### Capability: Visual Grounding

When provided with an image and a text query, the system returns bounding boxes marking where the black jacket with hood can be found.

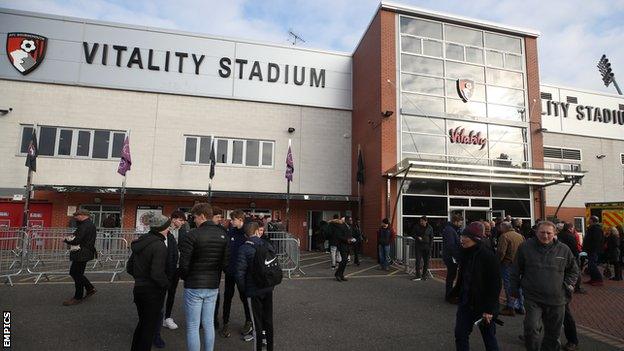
[64,218,97,262]
[127,231,169,289]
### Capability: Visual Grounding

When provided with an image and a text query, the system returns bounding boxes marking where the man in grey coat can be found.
[511,221,579,351]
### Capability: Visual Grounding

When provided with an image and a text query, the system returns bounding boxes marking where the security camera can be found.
[288,127,295,133]
[596,154,606,159]
[0,107,12,115]
[382,110,393,118]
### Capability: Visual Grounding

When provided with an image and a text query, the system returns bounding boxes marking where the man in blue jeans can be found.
[377,218,395,271]
[496,221,525,316]
[178,203,229,351]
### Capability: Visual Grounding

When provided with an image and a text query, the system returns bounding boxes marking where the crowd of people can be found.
[59,206,623,351]
[435,214,623,351]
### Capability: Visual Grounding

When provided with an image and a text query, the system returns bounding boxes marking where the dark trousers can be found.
[131,286,166,351]
[335,249,348,278]
[587,253,603,282]
[164,273,179,318]
[69,261,94,299]
[223,273,251,324]
[247,292,274,351]
[523,299,565,351]
[612,261,623,280]
[445,259,458,299]
[415,248,430,278]
[351,241,362,264]
[454,304,499,351]
[563,302,578,345]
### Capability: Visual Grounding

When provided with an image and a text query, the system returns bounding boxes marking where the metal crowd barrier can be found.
[393,236,444,277]
[266,231,304,278]
[0,227,133,285]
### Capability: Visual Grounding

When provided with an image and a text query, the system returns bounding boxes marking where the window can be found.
[566,96,578,104]
[400,17,442,39]
[403,195,448,216]
[574,217,585,235]
[184,135,274,168]
[620,153,624,165]
[541,92,553,100]
[19,125,125,160]
[80,204,120,228]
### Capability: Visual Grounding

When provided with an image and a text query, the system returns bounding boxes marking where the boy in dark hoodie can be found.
[127,213,170,351]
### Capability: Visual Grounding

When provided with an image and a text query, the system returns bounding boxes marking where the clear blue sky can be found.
[2,0,623,94]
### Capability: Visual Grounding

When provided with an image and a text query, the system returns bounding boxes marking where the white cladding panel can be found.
[0,80,352,195]
[0,9,352,110]
[540,85,624,141]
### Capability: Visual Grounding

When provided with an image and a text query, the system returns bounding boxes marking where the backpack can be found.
[250,241,283,288]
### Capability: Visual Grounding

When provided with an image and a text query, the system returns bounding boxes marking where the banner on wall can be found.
[135,205,163,233]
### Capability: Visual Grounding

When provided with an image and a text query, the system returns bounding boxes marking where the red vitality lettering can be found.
[448,127,487,150]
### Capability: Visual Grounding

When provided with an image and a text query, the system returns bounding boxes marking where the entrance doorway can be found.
[307,210,341,251]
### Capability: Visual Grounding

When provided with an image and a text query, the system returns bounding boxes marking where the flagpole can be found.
[119,129,130,229]
[22,124,37,227]
[286,139,292,232]
[208,135,216,202]
[357,144,362,225]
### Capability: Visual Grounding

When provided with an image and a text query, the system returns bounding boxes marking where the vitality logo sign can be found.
[6,32,47,75]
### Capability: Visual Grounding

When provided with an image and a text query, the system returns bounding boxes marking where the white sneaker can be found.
[163,318,178,330]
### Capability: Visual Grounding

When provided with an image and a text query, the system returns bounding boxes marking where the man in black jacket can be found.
[583,216,604,285]
[178,203,229,351]
[62,209,97,306]
[450,221,501,351]
[335,216,355,282]
[127,213,170,351]
[411,216,433,281]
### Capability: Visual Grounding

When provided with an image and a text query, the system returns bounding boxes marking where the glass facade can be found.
[397,15,533,234]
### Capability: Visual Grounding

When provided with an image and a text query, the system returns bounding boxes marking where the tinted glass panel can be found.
[488,125,526,144]
[486,50,504,68]
[77,131,91,157]
[492,199,531,217]
[491,184,530,198]
[58,129,73,156]
[485,32,522,54]
[488,104,524,121]
[400,17,442,39]
[111,133,125,158]
[402,115,446,135]
[246,140,260,166]
[450,198,469,206]
[402,133,446,154]
[446,99,487,118]
[466,47,484,64]
[403,179,447,195]
[92,130,110,159]
[487,86,525,106]
[403,196,448,216]
[445,25,483,46]
[262,142,273,166]
[423,40,443,57]
[402,93,445,116]
[20,127,34,153]
[489,143,526,167]
[506,53,522,70]
[445,61,485,82]
[199,137,212,164]
[486,69,524,89]
[232,140,244,164]
[185,138,197,162]
[39,127,57,156]
[445,43,464,61]
[471,199,490,207]
[401,36,421,54]
[401,74,444,95]
[401,54,444,76]
[217,139,228,163]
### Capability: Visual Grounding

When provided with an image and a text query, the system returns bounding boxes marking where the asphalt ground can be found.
[1,252,619,351]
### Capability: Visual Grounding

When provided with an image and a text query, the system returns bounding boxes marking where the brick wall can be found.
[525,37,545,219]
[352,9,397,256]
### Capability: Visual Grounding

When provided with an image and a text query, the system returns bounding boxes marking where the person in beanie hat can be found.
[127,213,171,351]
[449,221,502,351]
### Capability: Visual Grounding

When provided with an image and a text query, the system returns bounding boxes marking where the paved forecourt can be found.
[1,253,619,350]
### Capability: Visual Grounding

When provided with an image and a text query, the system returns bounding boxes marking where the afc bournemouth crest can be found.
[6,33,47,75]
[457,79,474,102]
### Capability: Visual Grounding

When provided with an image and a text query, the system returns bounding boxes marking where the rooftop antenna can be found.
[287,29,306,46]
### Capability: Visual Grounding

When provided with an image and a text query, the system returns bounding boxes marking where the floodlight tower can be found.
[597,54,622,95]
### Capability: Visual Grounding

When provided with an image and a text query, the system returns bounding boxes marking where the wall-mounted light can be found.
[0,107,12,116]
[288,127,295,133]
[536,127,548,133]
[596,154,606,159]
[382,110,394,118]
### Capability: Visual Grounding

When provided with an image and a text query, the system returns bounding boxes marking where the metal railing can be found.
[267,231,304,278]
[392,235,444,276]
[1,228,303,285]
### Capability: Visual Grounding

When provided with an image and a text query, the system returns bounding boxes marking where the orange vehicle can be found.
[585,202,624,232]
